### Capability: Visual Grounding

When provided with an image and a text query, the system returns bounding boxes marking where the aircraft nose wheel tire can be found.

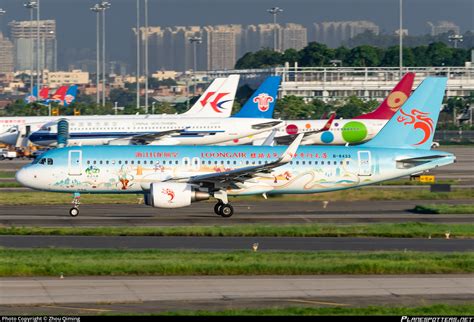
[214,202,223,215]
[69,207,79,217]
[219,204,234,218]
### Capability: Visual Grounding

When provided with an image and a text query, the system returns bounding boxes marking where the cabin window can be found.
[321,161,324,165]
[118,160,122,165]
[137,161,140,165]
[333,161,337,165]
[162,161,166,165]
[175,160,179,165]
[87,160,91,165]
[233,161,237,165]
[131,161,134,165]
[302,161,306,165]
[99,160,103,165]
[124,160,128,165]
[106,161,109,165]
[246,161,249,165]
[296,161,299,165]
[184,160,188,165]
[93,160,97,165]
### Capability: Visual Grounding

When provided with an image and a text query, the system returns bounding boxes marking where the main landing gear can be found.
[214,201,234,218]
[69,193,80,217]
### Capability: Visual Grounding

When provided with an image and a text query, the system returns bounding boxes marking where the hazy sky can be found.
[0,0,472,67]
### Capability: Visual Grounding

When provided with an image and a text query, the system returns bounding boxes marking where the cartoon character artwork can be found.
[397,109,434,145]
[117,166,135,190]
[162,188,175,203]
[85,165,100,177]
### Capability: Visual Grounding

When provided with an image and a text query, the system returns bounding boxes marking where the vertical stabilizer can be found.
[361,77,447,149]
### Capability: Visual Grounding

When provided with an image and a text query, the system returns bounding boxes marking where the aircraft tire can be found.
[69,207,79,217]
[214,202,223,215]
[219,204,234,218]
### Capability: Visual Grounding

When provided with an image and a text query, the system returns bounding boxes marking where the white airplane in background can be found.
[26,76,283,146]
[0,75,240,147]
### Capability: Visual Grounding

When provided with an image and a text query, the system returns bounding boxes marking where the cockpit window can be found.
[39,158,46,165]
[47,158,53,165]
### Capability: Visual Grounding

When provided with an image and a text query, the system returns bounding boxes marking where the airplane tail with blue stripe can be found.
[232,76,281,118]
[63,85,78,106]
[361,77,447,150]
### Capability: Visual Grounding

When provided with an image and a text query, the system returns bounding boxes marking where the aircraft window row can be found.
[38,158,54,165]
[289,160,348,166]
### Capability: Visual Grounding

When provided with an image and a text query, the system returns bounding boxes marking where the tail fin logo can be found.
[210,93,230,113]
[26,95,36,103]
[253,93,274,112]
[200,92,215,107]
[162,188,175,203]
[64,94,75,106]
[387,91,408,111]
[397,109,434,145]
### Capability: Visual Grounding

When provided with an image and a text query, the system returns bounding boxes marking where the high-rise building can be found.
[427,21,461,36]
[313,20,379,47]
[8,19,57,72]
[280,23,307,51]
[203,25,241,70]
[0,33,14,74]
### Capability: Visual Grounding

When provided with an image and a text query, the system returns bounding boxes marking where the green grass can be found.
[0,188,473,205]
[413,204,474,214]
[0,182,22,188]
[0,249,472,276]
[2,223,473,238]
[155,304,474,316]
[0,171,15,179]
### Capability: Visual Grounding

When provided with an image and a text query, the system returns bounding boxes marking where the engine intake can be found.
[145,182,209,208]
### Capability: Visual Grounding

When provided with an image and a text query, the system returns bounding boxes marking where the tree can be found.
[345,46,382,67]
[298,42,334,67]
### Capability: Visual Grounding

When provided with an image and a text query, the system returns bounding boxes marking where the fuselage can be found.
[27,116,282,146]
[17,145,455,196]
[229,118,387,146]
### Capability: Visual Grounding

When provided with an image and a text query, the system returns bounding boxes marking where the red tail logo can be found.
[162,188,175,203]
[199,92,215,107]
[397,108,434,145]
[209,93,229,113]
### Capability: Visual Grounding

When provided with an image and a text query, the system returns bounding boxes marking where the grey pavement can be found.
[1,275,472,306]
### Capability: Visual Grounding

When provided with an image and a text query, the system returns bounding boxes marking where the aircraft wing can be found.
[251,120,282,130]
[110,129,185,145]
[275,113,335,145]
[168,134,304,184]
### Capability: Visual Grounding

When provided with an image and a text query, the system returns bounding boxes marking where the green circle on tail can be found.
[341,121,368,143]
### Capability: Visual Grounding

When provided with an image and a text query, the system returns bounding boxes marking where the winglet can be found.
[279,133,304,164]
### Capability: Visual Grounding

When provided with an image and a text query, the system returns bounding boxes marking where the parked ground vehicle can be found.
[0,149,17,160]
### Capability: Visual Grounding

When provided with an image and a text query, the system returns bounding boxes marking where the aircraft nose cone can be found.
[16,168,31,188]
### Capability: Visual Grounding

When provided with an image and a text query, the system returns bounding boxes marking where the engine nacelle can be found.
[145,182,209,208]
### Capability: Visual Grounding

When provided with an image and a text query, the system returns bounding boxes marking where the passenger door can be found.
[357,150,372,176]
[68,150,82,176]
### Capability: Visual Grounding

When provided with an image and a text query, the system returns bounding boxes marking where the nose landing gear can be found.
[69,193,80,217]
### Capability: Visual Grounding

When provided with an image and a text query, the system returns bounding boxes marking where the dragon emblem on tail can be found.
[397,108,434,145]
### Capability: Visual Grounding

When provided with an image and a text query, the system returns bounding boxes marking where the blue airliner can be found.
[16,77,455,218]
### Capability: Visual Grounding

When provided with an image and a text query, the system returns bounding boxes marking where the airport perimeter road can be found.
[0,200,472,226]
[0,236,472,252]
[0,275,472,307]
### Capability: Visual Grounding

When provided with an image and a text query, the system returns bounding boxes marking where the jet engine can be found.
[145,182,209,208]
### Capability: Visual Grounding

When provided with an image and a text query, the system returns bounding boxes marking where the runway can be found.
[0,236,471,252]
[0,199,472,226]
[0,275,472,307]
